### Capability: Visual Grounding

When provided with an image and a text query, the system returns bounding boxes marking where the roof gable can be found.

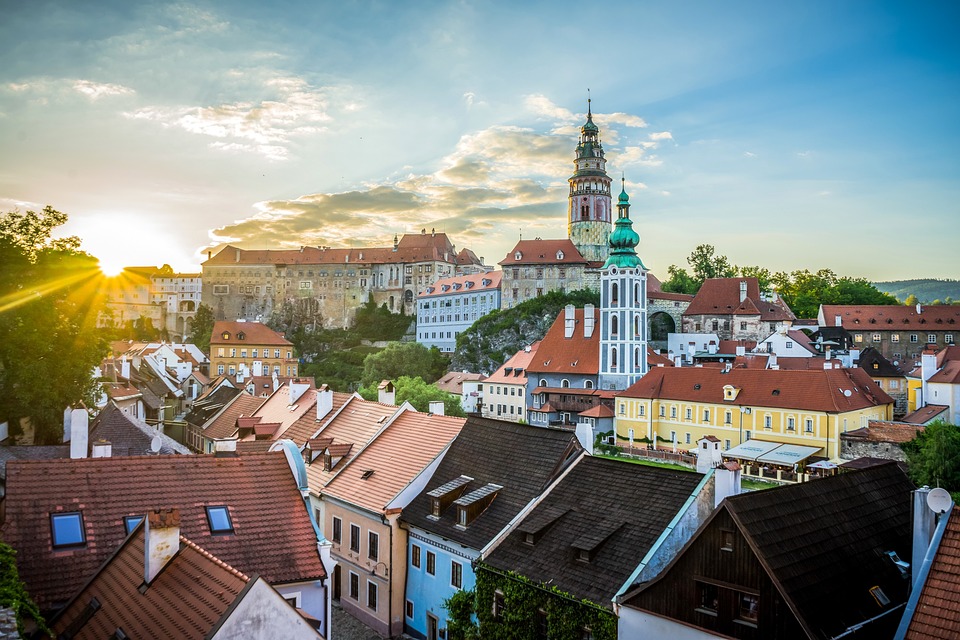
[526,308,600,375]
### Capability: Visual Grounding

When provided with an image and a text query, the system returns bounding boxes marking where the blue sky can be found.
[1,0,958,280]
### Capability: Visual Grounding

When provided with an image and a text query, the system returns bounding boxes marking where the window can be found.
[703,409,710,422]
[406,600,414,619]
[427,551,436,575]
[350,524,360,553]
[738,593,759,624]
[891,334,900,343]
[786,341,794,348]
[671,406,677,418]
[787,417,795,431]
[412,544,421,568]
[638,404,644,416]
[928,334,937,343]
[123,515,144,535]
[206,506,233,534]
[764,415,772,429]
[367,581,378,611]
[947,334,955,344]
[805,419,813,433]
[724,411,732,424]
[349,572,359,600]
[685,408,692,421]
[721,529,735,551]
[872,334,881,342]
[854,333,863,343]
[451,560,463,589]
[910,334,918,343]
[696,582,719,614]
[368,531,379,561]
[492,590,505,620]
[332,516,342,543]
[740,321,747,330]
[51,512,86,548]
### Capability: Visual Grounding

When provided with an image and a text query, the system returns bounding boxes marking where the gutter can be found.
[893,505,954,639]
[613,468,715,610]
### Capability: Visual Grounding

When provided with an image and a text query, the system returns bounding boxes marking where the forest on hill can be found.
[872,279,960,304]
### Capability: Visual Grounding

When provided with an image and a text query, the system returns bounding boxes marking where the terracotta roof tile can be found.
[435,371,484,394]
[483,342,541,384]
[2,452,326,612]
[203,394,266,440]
[322,408,464,512]
[820,305,960,331]
[498,239,587,266]
[419,271,502,297]
[526,307,599,375]
[902,404,949,424]
[618,366,894,413]
[684,278,796,322]
[843,422,923,444]
[929,360,960,384]
[905,507,960,639]
[211,321,292,347]
[281,391,354,446]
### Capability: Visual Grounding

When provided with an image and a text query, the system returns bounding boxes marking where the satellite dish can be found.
[843,390,852,397]
[150,435,163,454]
[927,487,953,514]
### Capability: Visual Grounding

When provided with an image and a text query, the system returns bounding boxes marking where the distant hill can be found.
[872,279,960,304]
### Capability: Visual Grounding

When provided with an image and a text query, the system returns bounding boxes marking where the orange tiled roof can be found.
[820,305,960,331]
[322,408,464,513]
[618,366,893,413]
[281,391,354,446]
[51,525,249,638]
[419,271,502,297]
[2,452,326,612]
[435,371,484,394]
[579,404,615,418]
[905,507,960,638]
[930,360,960,384]
[684,278,796,322]
[203,394,265,440]
[844,422,923,443]
[901,404,949,424]
[499,239,588,266]
[484,342,541,384]
[527,307,600,375]
[211,321,292,347]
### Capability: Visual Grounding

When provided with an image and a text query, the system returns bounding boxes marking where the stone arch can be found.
[649,311,676,348]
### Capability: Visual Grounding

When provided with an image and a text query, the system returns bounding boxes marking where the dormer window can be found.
[221,331,230,340]
[236,332,245,340]
[453,483,502,528]
[556,250,564,260]
[514,251,522,260]
[427,475,473,519]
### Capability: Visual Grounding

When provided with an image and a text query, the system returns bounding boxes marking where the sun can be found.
[98,256,126,277]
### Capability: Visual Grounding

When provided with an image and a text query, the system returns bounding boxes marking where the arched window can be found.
[611,282,619,305]
[611,315,619,336]
[635,314,642,337]
[635,347,641,368]
[561,379,570,388]
[635,283,640,302]
[538,379,547,388]
[611,347,618,370]
[584,380,594,389]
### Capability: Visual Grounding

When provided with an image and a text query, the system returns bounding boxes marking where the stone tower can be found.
[599,179,648,390]
[567,98,613,264]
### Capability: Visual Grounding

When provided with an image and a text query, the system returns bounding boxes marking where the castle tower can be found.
[568,98,613,264]
[599,179,648,390]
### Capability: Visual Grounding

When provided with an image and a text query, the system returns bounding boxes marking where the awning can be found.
[757,444,821,466]
[807,460,838,470]
[722,440,781,461]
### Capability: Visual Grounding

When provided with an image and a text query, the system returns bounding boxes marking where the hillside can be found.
[873,279,960,304]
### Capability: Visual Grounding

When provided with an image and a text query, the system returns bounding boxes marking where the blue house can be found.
[400,417,582,640]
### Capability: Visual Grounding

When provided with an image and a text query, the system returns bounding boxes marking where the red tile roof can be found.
[929,360,960,384]
[902,404,949,425]
[484,342,541,384]
[843,422,923,444]
[2,452,326,612]
[498,239,587,266]
[905,507,960,639]
[820,305,960,331]
[684,278,796,322]
[211,321,292,347]
[203,394,266,440]
[527,307,599,376]
[281,391,354,446]
[419,271,502,297]
[618,366,894,413]
[50,524,250,639]
[322,408,464,512]
[579,404,615,418]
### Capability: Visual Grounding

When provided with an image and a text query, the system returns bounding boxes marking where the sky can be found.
[1,1,958,281]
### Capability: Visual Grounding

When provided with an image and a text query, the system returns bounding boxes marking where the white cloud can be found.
[604,112,648,128]
[524,94,576,122]
[649,131,673,141]
[744,151,757,158]
[73,80,135,100]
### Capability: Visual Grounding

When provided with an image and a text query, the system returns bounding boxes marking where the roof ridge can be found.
[179,535,250,582]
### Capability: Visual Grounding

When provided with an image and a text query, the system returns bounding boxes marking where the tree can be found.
[360,342,448,387]
[0,207,107,444]
[902,421,960,500]
[359,376,466,416]
[903,294,920,307]
[660,264,698,295]
[687,243,737,283]
[772,268,899,318]
[0,542,47,635]
[189,303,215,354]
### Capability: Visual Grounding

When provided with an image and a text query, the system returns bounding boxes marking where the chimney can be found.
[524,345,531,353]
[708,341,717,355]
[769,353,779,370]
[317,385,334,420]
[272,370,280,392]
[696,437,722,475]
[91,440,112,458]
[564,305,576,338]
[69,409,89,459]
[121,357,131,380]
[714,461,742,508]
[144,508,180,584]
[583,304,595,338]
[739,280,747,303]
[289,380,310,404]
[214,438,238,457]
[825,345,832,361]
[428,401,445,415]
[917,303,923,315]
[237,364,246,384]
[235,248,241,262]
[207,250,212,260]
[736,345,746,357]
[378,380,396,405]
[252,361,263,377]
[834,314,842,327]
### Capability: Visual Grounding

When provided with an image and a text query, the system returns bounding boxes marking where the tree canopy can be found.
[189,303,215,353]
[0,207,107,444]
[360,342,448,387]
[358,375,466,416]
[902,421,960,501]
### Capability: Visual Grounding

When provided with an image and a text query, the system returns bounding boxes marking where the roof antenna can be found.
[519,228,523,241]
[587,88,591,116]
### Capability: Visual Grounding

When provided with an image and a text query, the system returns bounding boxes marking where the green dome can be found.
[582,116,599,133]
[618,186,630,205]
[603,187,646,270]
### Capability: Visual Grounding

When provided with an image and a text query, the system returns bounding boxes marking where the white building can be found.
[416,271,502,353]
[481,342,540,422]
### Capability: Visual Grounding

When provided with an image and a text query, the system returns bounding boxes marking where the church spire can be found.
[567,95,612,263]
[603,178,646,270]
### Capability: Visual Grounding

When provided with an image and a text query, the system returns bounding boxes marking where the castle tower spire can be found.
[567,96,612,264]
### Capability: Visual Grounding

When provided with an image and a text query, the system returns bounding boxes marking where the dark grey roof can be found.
[722,462,914,638]
[400,417,581,550]
[858,346,906,376]
[484,456,706,607]
[90,404,191,456]
[183,385,243,426]
[0,445,70,483]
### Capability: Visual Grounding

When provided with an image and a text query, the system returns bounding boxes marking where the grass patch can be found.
[741,478,778,491]
[597,454,695,473]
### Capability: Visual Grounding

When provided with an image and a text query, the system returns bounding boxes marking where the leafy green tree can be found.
[772,268,898,318]
[902,421,960,501]
[359,375,465,416]
[903,294,920,307]
[443,589,480,640]
[739,265,773,292]
[0,207,107,444]
[687,243,737,283]
[360,342,448,387]
[0,542,47,635]
[660,264,698,294]
[189,303,215,353]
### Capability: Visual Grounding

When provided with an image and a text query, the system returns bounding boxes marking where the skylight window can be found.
[124,515,144,535]
[51,512,86,548]
[206,506,234,534]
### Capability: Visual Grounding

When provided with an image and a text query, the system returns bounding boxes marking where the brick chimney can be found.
[144,508,180,584]
[583,304,595,338]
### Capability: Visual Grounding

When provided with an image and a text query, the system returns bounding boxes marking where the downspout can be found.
[382,511,394,639]
[894,506,954,639]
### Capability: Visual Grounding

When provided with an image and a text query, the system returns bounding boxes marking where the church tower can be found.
[599,179,648,390]
[568,98,613,264]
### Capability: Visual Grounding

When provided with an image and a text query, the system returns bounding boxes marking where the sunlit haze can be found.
[2,1,958,280]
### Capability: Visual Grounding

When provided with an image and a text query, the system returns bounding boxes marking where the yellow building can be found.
[614,365,893,461]
[209,320,298,378]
